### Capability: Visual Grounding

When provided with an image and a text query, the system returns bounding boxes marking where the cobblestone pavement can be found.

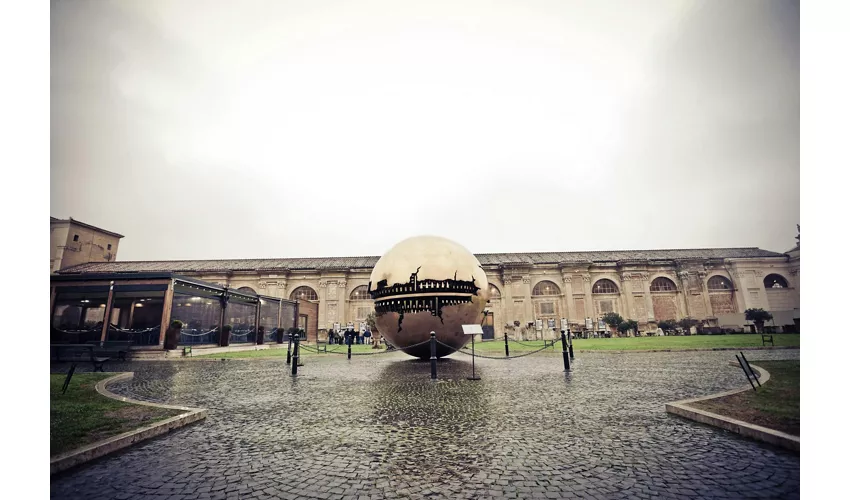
[51,349,800,499]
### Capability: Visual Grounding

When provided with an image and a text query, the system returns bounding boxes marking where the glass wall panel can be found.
[171,294,222,345]
[106,291,165,346]
[51,292,109,343]
[259,298,281,343]
[281,301,297,330]
[227,301,258,344]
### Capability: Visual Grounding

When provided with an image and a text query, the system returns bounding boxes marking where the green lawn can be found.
[467,334,799,353]
[51,373,183,456]
[195,334,799,359]
[688,360,800,435]
[196,343,387,359]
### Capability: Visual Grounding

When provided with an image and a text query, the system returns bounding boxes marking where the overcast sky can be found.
[50,0,799,261]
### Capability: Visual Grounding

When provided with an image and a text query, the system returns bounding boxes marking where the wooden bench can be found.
[87,340,134,361]
[51,344,110,372]
[761,334,774,346]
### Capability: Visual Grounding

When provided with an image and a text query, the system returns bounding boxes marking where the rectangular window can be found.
[107,244,112,250]
[356,306,372,320]
[73,234,79,242]
[540,302,554,315]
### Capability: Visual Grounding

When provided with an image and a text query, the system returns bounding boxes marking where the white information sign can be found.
[547,318,556,329]
[462,324,484,335]
[535,319,543,331]
[561,318,569,331]
[359,322,367,332]
[333,322,341,332]
[585,318,593,330]
[599,320,607,331]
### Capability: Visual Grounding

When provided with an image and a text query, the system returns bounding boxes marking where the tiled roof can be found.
[56,248,786,274]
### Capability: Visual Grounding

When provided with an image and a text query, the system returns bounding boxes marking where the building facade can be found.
[56,246,801,338]
[50,217,123,273]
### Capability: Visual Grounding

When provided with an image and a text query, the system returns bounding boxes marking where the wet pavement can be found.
[51,349,800,499]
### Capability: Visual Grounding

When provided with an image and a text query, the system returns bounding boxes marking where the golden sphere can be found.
[369,236,489,358]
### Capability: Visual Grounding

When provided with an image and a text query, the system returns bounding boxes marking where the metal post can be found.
[568,328,574,359]
[561,331,571,371]
[735,354,756,391]
[430,331,437,380]
[347,331,352,360]
[467,334,481,380]
[291,335,299,376]
[740,352,761,387]
[286,332,293,365]
[504,332,510,357]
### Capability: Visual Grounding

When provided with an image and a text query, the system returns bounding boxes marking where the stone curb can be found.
[50,372,207,475]
[665,363,800,452]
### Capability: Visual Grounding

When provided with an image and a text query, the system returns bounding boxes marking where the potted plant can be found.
[601,312,624,337]
[744,308,773,333]
[164,320,183,350]
[617,319,639,337]
[219,324,233,346]
[678,318,699,336]
[657,320,677,336]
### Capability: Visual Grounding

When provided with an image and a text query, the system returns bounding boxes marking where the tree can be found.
[601,312,624,334]
[657,320,677,332]
[678,318,699,335]
[745,308,773,333]
[617,319,639,336]
[365,311,377,332]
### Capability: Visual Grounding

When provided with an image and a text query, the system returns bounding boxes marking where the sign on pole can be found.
[333,322,341,332]
[561,318,569,330]
[547,318,556,329]
[585,318,593,330]
[535,319,543,331]
[462,324,484,335]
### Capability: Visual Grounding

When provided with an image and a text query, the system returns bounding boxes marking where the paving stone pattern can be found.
[51,349,800,499]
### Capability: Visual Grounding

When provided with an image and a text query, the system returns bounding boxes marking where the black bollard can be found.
[291,335,299,375]
[504,332,510,357]
[430,331,437,380]
[347,333,352,360]
[568,328,574,359]
[286,333,293,365]
[561,331,571,371]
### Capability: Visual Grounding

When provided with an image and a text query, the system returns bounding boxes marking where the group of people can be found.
[327,327,372,345]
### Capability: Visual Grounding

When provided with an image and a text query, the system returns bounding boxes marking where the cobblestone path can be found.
[51,349,800,499]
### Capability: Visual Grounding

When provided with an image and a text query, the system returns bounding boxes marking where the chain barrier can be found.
[439,339,553,360]
[507,338,558,349]
[299,337,433,356]
[180,328,219,337]
[107,324,160,334]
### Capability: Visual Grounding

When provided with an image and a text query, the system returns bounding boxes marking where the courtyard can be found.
[51,349,800,499]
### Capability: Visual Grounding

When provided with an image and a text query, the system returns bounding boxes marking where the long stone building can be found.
[56,243,801,338]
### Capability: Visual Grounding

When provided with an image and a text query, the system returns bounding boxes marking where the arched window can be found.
[349,285,372,300]
[764,274,789,289]
[532,280,561,296]
[488,284,501,299]
[592,279,619,294]
[650,277,677,292]
[290,286,318,301]
[707,276,733,291]
[237,286,257,295]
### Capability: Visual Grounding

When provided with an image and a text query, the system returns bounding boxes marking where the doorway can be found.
[482,311,495,340]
